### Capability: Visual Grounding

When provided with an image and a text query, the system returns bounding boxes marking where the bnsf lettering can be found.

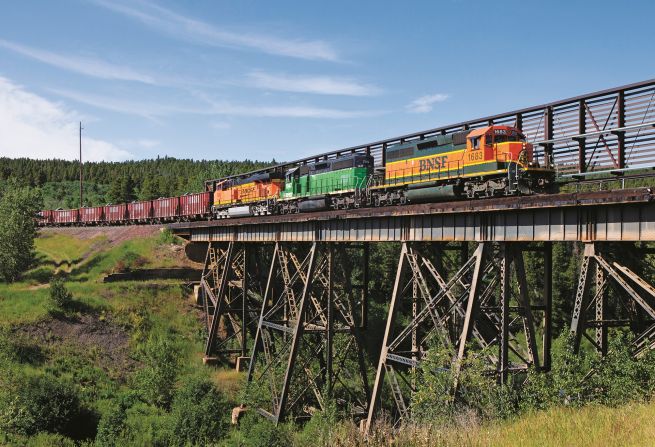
[418,156,448,171]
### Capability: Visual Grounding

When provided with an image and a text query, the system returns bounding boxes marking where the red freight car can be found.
[79,206,104,224]
[179,192,211,219]
[128,201,153,222]
[38,210,54,226]
[153,197,180,221]
[52,209,79,225]
[104,204,128,224]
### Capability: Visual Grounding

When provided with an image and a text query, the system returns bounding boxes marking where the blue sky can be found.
[0,0,653,162]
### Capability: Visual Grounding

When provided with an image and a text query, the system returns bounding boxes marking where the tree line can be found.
[0,157,276,208]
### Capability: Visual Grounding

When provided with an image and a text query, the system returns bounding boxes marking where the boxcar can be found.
[53,209,79,225]
[128,201,153,222]
[179,192,211,218]
[104,204,128,223]
[153,197,180,221]
[79,206,104,224]
[38,210,54,226]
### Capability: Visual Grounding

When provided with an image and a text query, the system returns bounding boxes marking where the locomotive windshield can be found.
[490,129,525,144]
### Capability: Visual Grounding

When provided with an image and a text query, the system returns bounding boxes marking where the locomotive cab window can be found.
[485,134,494,146]
[470,137,480,150]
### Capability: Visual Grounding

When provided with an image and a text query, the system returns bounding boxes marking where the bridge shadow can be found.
[65,254,108,283]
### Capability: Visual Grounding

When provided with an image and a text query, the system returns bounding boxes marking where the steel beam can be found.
[543,242,553,371]
[205,242,235,357]
[172,189,655,244]
[276,243,318,422]
[365,243,408,433]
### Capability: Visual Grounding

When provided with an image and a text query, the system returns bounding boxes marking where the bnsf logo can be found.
[419,156,448,171]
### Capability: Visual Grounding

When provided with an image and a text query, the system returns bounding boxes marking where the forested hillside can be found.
[0,157,276,209]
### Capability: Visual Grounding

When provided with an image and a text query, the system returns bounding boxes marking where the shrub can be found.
[119,401,172,447]
[132,334,180,409]
[589,332,655,406]
[294,400,339,446]
[236,413,293,447]
[114,251,147,273]
[158,228,179,245]
[0,328,41,364]
[95,391,141,447]
[411,342,516,425]
[25,432,77,447]
[48,278,73,311]
[0,372,83,437]
[95,402,127,447]
[521,334,596,412]
[169,376,230,446]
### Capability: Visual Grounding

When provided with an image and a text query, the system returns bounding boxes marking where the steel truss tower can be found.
[246,242,370,423]
[365,241,551,431]
[201,242,267,363]
[570,243,655,357]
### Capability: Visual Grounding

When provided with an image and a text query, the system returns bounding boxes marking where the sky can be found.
[0,0,653,163]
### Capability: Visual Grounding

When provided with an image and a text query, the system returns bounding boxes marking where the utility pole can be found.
[79,122,84,208]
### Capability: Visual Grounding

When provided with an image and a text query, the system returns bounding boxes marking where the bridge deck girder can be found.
[171,188,654,243]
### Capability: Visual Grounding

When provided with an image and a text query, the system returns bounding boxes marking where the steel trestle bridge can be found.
[170,79,655,431]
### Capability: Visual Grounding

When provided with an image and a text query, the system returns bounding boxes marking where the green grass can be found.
[0,230,193,325]
[0,286,51,327]
[393,401,655,447]
[35,232,105,266]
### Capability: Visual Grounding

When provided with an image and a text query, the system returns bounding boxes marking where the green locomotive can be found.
[278,154,373,213]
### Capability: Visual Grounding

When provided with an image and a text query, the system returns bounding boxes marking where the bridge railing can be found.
[205,79,655,186]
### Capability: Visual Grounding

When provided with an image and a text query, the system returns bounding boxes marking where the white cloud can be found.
[210,121,231,130]
[405,93,449,113]
[247,71,380,96]
[0,39,157,85]
[50,87,381,119]
[91,0,340,62]
[48,88,191,120]
[0,77,133,161]
[118,139,160,149]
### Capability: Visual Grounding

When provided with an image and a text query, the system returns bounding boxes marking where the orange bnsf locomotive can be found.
[38,125,555,225]
[370,124,554,205]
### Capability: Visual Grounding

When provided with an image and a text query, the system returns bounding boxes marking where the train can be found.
[38,125,556,226]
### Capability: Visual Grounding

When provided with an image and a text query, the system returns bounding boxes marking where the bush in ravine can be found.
[132,334,180,409]
[95,402,127,447]
[294,400,340,447]
[587,332,655,406]
[411,342,516,425]
[0,372,83,437]
[169,376,230,446]
[520,334,592,412]
[48,278,73,312]
[226,413,293,447]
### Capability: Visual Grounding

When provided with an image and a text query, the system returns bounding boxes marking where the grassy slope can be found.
[0,229,188,325]
[0,227,241,446]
